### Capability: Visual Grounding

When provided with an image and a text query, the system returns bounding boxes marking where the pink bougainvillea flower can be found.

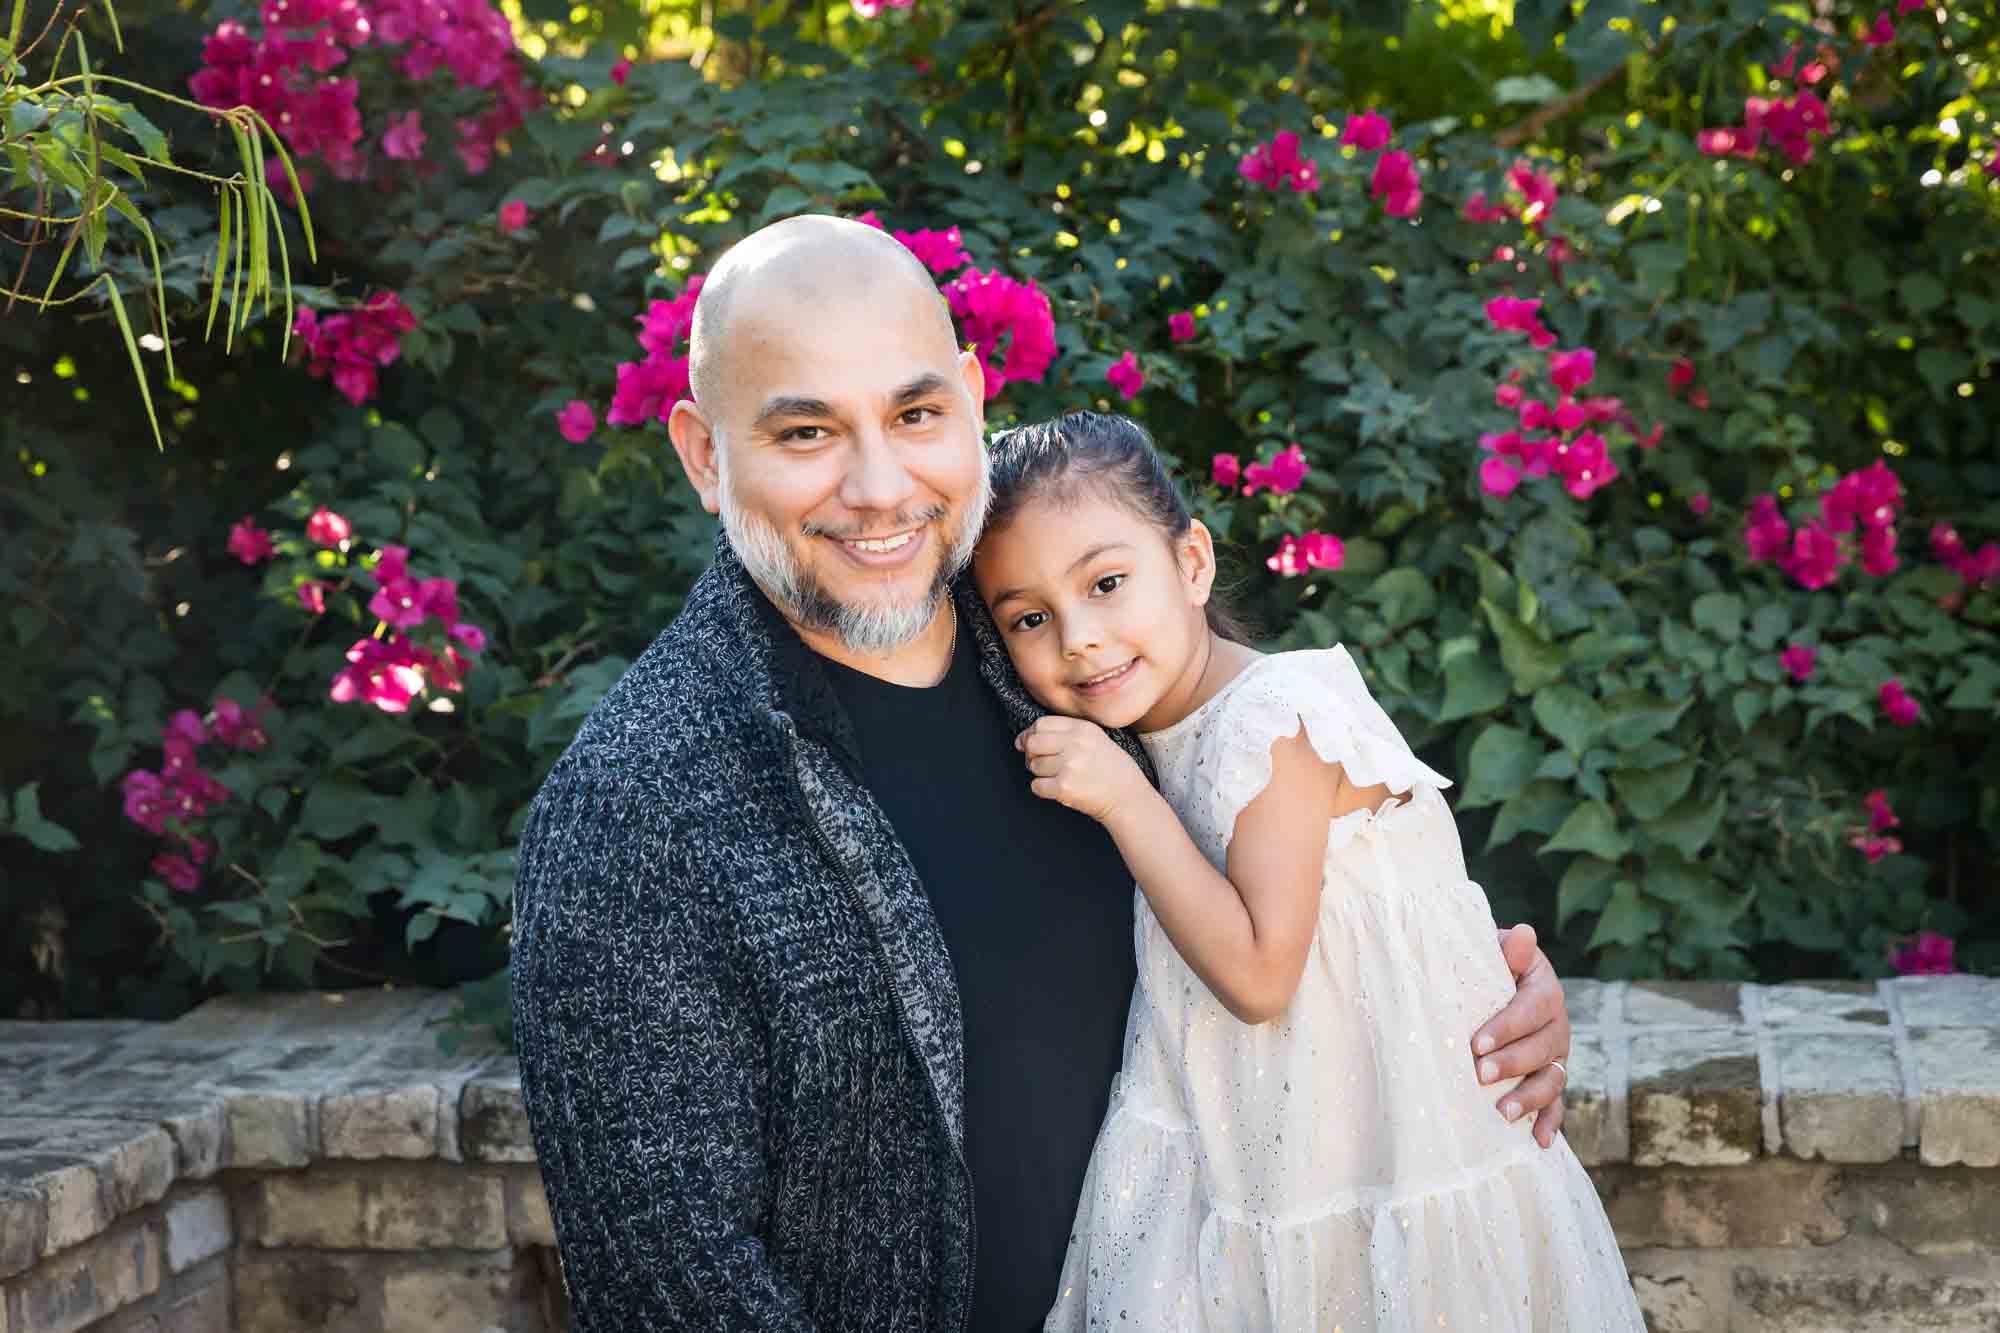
[1340,110,1392,151]
[1266,535,1304,577]
[610,57,632,85]
[1860,522,1899,577]
[152,852,202,893]
[1780,642,1817,682]
[1370,149,1422,217]
[1878,678,1921,727]
[306,506,351,547]
[1690,493,1712,517]
[1779,521,1847,589]
[892,225,970,276]
[1896,0,1926,13]
[1495,382,1523,409]
[1890,930,1953,974]
[227,517,275,565]
[1518,399,1555,432]
[1864,789,1901,834]
[1553,430,1617,500]
[1863,10,1895,45]
[1553,399,1589,434]
[1105,351,1145,401]
[329,637,428,713]
[1463,191,1511,223]
[1696,128,1748,158]
[851,0,916,15]
[1169,311,1197,343]
[634,276,705,356]
[1744,494,1792,564]
[449,621,487,654]
[163,710,209,747]
[298,580,330,615]
[121,770,170,834]
[943,268,1059,398]
[606,353,691,426]
[1668,358,1696,393]
[1241,443,1309,496]
[210,695,271,751]
[498,200,530,234]
[1637,421,1665,449]
[1547,347,1596,395]
[1300,532,1344,571]
[557,399,598,444]
[1484,296,1543,335]
[369,570,428,630]
[1986,151,2000,180]
[381,109,426,161]
[1211,453,1242,489]
[1480,456,1522,497]
[1852,833,1905,865]
[1239,130,1320,193]
[1507,159,1559,228]
[414,577,459,627]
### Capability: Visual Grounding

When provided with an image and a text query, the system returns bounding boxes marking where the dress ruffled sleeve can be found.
[1199,647,1452,854]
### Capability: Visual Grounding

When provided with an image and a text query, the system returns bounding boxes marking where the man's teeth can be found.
[846,532,916,553]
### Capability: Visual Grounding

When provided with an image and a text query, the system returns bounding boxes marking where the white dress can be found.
[1044,648,1643,1332]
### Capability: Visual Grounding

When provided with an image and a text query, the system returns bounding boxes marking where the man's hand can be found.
[1017,716,1151,824]
[1472,923,1572,1149]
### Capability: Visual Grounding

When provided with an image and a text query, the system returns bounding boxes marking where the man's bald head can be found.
[687,215,960,416]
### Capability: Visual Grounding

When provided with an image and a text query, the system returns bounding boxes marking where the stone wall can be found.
[2,978,1995,1332]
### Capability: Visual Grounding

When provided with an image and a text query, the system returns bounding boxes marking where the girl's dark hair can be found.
[984,411,1256,644]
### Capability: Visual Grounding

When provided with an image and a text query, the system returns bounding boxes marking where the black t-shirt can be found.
[823,622,1137,1333]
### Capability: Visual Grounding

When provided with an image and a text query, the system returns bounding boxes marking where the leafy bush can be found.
[5,0,1996,1029]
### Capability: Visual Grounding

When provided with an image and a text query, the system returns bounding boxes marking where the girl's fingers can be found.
[1028,777,1062,801]
[1498,1065,1568,1146]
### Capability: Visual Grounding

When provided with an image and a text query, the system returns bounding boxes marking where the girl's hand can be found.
[1016,716,1150,824]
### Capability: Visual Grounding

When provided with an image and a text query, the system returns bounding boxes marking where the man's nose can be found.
[840,426,918,515]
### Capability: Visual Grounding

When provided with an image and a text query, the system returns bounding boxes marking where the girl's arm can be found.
[1019,714,1350,1024]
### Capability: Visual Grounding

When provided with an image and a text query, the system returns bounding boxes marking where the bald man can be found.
[510,216,1576,1332]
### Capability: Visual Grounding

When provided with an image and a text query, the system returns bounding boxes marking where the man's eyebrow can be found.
[989,542,1133,608]
[890,373,952,407]
[752,395,835,429]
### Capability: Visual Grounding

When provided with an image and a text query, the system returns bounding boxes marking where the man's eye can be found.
[1093,574,1125,596]
[1011,610,1048,632]
[899,406,939,426]
[781,426,826,443]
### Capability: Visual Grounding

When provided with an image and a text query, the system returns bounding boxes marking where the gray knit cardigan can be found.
[511,536,1149,1331]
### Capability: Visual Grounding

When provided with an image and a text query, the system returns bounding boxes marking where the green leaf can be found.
[1611,757,1697,821]
[1731,688,1767,732]
[1558,856,1620,931]
[1691,592,1744,640]
[1458,722,1546,809]
[1602,690,1690,748]
[1492,74,1564,104]
[1543,799,1629,860]
[299,782,375,840]
[1366,567,1436,630]
[1479,599,1563,694]
[1643,788,1729,859]
[1440,649,1510,721]
[1488,779,1574,849]
[1899,273,1947,318]
[1531,684,1605,755]
[1587,880,1663,951]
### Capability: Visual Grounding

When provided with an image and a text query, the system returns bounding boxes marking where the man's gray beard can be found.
[718,449,991,658]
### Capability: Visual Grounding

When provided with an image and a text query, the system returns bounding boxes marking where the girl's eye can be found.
[1011,610,1048,632]
[1092,573,1125,596]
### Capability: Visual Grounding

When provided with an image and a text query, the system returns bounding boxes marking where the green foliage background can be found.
[4,0,1997,1030]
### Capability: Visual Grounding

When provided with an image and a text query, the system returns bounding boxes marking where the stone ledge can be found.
[0,979,1995,1278]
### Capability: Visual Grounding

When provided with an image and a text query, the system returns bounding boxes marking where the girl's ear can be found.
[1178,520,1219,608]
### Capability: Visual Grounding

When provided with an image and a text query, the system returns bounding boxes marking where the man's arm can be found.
[1471,923,1573,1148]
[511,776,817,1331]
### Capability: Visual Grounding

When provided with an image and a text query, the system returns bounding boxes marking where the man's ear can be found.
[1181,519,1219,607]
[958,347,987,431]
[667,399,722,515]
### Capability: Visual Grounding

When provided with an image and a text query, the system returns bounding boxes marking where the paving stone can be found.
[1832,1165,2000,1258]
[363,1170,505,1250]
[0,1120,174,1257]
[4,1218,161,1333]
[1560,977,1613,1029]
[1729,1239,2000,1330]
[158,1274,231,1333]
[1628,1028,1762,1166]
[250,1173,365,1249]
[1908,1026,2000,1168]
[1557,1032,1614,1166]
[1776,1031,1905,1163]
[1630,1270,1719,1333]
[1890,974,2000,1029]
[502,1166,554,1247]
[157,1105,224,1182]
[0,1024,149,1047]
[459,1062,533,1164]
[166,989,453,1043]
[0,1184,45,1283]
[379,1257,519,1333]
[1625,981,1744,1027]
[1593,1160,1844,1249]
[319,1082,441,1161]
[162,1188,230,1274]
[231,1248,373,1333]
[1757,980,1892,1032]
[223,1092,313,1171]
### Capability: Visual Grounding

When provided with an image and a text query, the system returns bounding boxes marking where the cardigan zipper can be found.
[778,714,977,1333]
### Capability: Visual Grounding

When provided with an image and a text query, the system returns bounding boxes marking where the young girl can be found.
[973,413,1642,1331]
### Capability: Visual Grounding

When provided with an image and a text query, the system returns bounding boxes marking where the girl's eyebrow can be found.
[988,542,1132,607]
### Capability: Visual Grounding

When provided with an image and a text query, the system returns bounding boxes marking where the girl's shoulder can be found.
[1154,646,1452,798]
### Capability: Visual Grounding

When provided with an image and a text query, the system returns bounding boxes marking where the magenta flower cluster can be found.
[1479,314,1630,502]
[292,291,418,406]
[122,698,272,893]
[1238,130,1319,193]
[329,542,487,713]
[943,268,1057,400]
[604,274,704,430]
[1744,460,1903,590]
